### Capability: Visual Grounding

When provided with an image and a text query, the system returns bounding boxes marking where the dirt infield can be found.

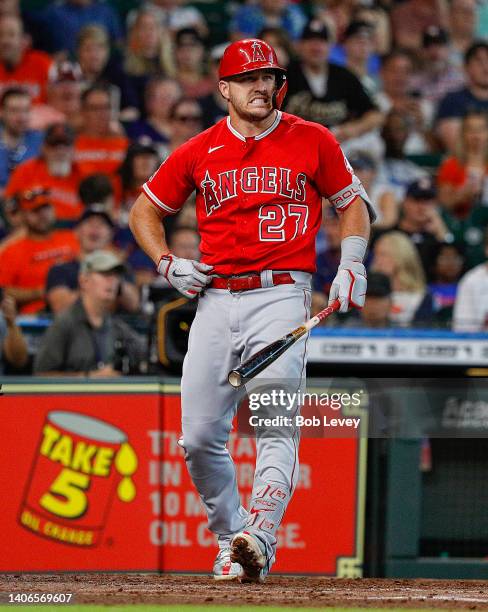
[2,575,488,609]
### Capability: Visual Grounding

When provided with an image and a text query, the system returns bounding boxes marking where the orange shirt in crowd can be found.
[0,231,79,313]
[437,156,488,219]
[0,49,53,104]
[74,134,128,178]
[5,158,84,221]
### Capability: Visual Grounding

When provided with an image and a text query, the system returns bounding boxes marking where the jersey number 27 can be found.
[259,204,308,242]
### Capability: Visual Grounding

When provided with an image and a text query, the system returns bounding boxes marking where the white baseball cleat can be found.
[213,547,244,581]
[230,531,267,583]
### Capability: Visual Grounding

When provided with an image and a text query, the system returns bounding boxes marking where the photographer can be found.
[34,250,145,377]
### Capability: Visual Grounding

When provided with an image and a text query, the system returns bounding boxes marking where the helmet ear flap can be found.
[273,74,288,110]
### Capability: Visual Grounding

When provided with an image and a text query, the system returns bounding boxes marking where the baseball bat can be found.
[227,298,341,388]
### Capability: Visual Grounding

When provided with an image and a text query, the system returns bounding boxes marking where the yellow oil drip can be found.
[114,442,138,503]
[117,477,136,502]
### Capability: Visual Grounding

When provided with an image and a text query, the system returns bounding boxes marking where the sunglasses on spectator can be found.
[174,114,202,122]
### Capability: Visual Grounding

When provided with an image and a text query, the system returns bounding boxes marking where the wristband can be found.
[157,252,172,266]
[339,235,368,265]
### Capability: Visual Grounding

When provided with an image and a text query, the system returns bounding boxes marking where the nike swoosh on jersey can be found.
[208,145,225,153]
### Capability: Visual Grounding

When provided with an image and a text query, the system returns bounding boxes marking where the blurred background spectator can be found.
[128,0,207,38]
[377,50,432,154]
[166,96,203,154]
[453,227,488,331]
[116,140,160,225]
[196,42,228,129]
[122,8,172,113]
[376,110,429,202]
[30,61,83,131]
[429,241,465,324]
[348,150,398,230]
[0,188,78,313]
[230,0,306,42]
[78,172,115,211]
[436,42,488,153]
[285,18,383,155]
[330,19,379,98]
[173,27,212,98]
[410,26,465,110]
[46,205,140,315]
[0,0,487,375]
[115,140,161,279]
[371,231,434,326]
[125,75,181,154]
[0,87,43,194]
[437,111,488,218]
[5,122,83,222]
[448,0,479,68]
[34,249,144,377]
[0,14,52,104]
[37,0,123,55]
[390,0,448,54]
[388,177,450,277]
[75,84,128,180]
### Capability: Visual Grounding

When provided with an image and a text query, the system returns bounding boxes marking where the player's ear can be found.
[218,80,230,101]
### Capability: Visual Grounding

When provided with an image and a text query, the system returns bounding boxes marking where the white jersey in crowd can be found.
[453,263,488,333]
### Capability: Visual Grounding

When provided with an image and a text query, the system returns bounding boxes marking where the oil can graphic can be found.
[19,411,138,546]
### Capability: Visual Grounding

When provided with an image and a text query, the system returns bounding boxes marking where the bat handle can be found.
[304,299,340,331]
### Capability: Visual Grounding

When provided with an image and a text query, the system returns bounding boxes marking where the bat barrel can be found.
[227,335,296,388]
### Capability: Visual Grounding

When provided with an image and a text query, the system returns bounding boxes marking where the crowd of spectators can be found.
[1,0,488,375]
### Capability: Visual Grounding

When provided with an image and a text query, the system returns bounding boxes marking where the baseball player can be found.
[129,39,375,582]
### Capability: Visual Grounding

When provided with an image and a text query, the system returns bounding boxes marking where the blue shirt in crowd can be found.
[39,1,123,54]
[328,45,381,77]
[0,128,43,189]
[436,86,488,121]
[230,3,307,40]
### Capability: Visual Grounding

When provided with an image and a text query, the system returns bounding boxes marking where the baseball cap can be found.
[80,250,125,275]
[18,187,52,211]
[175,27,204,47]
[77,204,115,228]
[45,123,75,147]
[128,138,158,157]
[343,20,374,40]
[366,272,392,298]
[301,19,330,41]
[210,42,230,63]
[348,151,377,172]
[48,61,82,84]
[422,26,448,48]
[406,177,437,200]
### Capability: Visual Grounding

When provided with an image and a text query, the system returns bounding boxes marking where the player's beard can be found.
[229,92,274,124]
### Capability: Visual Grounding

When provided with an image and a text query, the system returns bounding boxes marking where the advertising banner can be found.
[1,380,366,576]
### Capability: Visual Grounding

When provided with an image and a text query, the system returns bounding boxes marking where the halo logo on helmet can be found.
[219,38,288,110]
[251,41,267,63]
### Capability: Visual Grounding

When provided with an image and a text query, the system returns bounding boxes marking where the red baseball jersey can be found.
[143,111,374,275]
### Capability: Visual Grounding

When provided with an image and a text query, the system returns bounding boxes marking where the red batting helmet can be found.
[219,39,288,110]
